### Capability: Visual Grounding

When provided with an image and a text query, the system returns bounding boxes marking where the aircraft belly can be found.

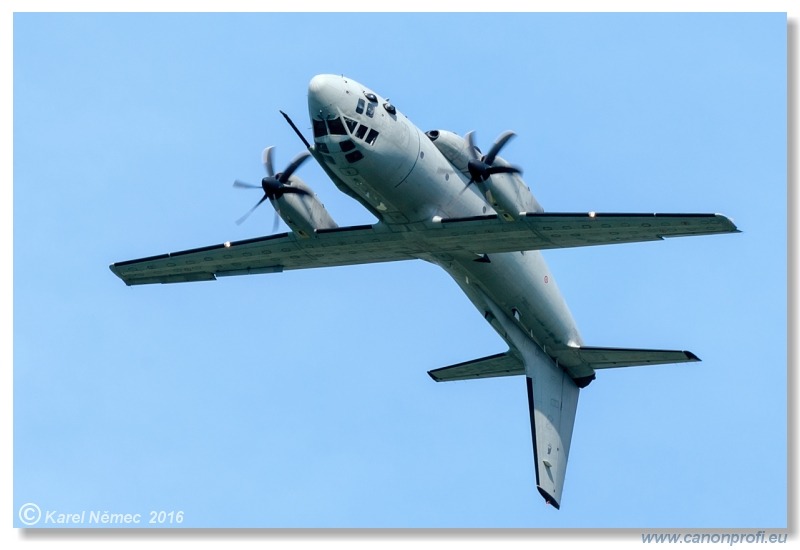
[435,250,590,380]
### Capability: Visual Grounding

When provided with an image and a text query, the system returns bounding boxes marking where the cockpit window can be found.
[365,102,375,118]
[356,98,365,114]
[346,150,364,163]
[313,119,327,138]
[355,124,368,139]
[344,117,358,133]
[327,117,347,135]
[365,129,379,145]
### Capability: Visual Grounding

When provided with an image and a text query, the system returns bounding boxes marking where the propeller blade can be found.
[235,195,270,226]
[486,165,522,176]
[271,210,281,233]
[465,131,479,160]
[278,151,311,183]
[278,185,311,197]
[458,181,474,196]
[262,147,275,177]
[484,131,516,165]
[233,179,261,189]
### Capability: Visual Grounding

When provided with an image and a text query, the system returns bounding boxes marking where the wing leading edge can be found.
[110,212,738,286]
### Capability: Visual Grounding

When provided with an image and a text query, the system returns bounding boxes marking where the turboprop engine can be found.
[234,147,338,238]
[426,129,543,219]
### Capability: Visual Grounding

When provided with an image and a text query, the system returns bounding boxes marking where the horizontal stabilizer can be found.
[554,346,700,370]
[428,352,523,382]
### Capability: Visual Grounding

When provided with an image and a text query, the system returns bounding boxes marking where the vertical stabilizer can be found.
[525,363,579,509]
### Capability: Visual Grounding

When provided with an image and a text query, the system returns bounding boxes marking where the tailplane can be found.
[553,346,700,371]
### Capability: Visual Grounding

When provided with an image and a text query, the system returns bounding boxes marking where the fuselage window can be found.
[327,117,347,135]
[340,139,356,152]
[356,98,365,114]
[355,124,368,139]
[365,102,375,118]
[365,129,379,145]
[344,117,358,133]
[346,150,364,163]
[313,119,327,138]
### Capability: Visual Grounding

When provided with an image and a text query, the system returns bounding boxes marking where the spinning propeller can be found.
[465,130,522,185]
[234,147,311,230]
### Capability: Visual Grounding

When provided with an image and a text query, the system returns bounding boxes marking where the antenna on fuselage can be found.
[280,110,311,149]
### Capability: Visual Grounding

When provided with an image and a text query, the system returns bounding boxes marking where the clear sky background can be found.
[10,9,789,535]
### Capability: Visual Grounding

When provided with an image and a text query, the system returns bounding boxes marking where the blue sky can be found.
[10,10,789,535]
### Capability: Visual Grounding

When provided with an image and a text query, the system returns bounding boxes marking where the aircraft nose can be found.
[308,74,347,119]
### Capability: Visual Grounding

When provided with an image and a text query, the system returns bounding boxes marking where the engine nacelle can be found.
[275,177,338,238]
[425,129,473,175]
[478,160,544,220]
[426,129,542,219]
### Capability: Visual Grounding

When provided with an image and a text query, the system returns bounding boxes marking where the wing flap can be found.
[111,270,217,286]
[428,352,524,382]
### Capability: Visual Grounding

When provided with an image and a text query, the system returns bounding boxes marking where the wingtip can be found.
[714,213,741,233]
[108,263,125,282]
[685,350,701,362]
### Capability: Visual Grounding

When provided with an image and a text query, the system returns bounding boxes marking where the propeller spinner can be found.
[234,147,311,229]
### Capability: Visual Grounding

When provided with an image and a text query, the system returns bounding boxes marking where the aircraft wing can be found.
[110,212,738,286]
[109,224,417,286]
[433,212,739,252]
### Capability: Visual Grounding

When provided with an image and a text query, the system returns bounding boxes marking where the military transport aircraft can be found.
[110,74,738,509]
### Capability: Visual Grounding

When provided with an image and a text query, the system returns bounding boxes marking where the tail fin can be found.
[525,358,580,509]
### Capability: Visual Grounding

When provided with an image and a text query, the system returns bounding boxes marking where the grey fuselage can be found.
[306,74,592,384]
